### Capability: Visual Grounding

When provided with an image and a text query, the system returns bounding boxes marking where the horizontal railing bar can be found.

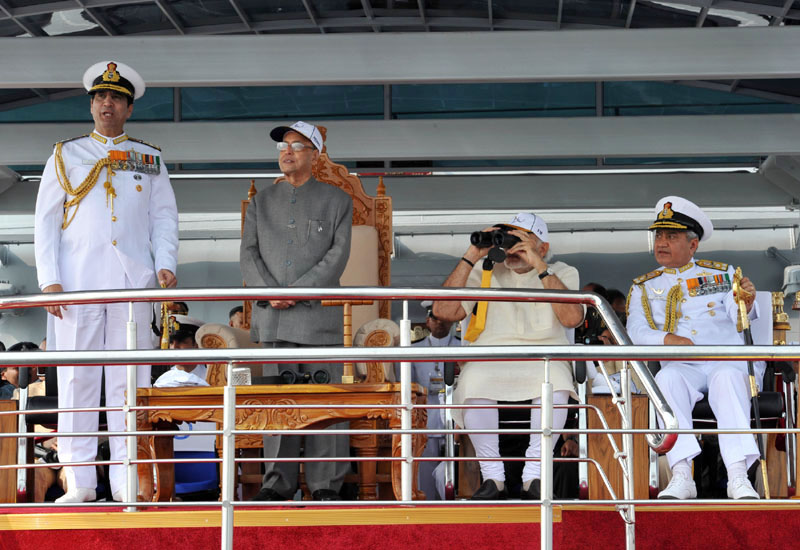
[2,498,800,510]
[0,345,797,367]
[4,426,797,438]
[0,286,600,311]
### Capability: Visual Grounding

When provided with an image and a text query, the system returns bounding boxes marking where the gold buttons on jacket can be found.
[111,216,117,222]
[707,302,715,308]
[681,298,687,303]
[112,240,117,246]
[692,330,697,335]
[709,311,716,317]
[136,184,142,192]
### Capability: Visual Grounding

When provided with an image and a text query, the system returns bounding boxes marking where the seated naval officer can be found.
[411,300,459,500]
[433,213,584,500]
[627,196,761,500]
[154,315,208,388]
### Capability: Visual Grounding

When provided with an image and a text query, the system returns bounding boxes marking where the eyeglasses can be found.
[277,141,315,152]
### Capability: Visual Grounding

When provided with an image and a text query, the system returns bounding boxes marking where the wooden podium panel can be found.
[0,400,17,503]
[587,394,649,500]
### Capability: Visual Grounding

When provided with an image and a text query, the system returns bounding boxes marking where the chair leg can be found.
[25,430,35,503]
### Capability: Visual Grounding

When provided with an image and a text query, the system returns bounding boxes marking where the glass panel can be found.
[492,0,558,17]
[604,81,800,116]
[0,88,174,122]
[95,3,175,34]
[432,157,598,167]
[181,86,384,120]
[605,156,762,165]
[561,0,631,20]
[179,162,280,170]
[392,83,595,118]
[169,0,238,26]
[238,0,314,14]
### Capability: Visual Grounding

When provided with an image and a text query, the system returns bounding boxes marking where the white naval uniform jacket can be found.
[34,131,179,293]
[626,258,758,362]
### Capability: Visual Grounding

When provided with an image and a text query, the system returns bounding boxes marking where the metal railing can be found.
[0,287,797,550]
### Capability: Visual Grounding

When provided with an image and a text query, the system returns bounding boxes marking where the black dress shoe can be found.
[521,479,559,501]
[312,489,342,501]
[470,480,508,500]
[251,487,286,501]
[520,479,540,500]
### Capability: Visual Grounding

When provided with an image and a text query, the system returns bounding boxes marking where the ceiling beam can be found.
[300,0,324,34]
[227,0,256,34]
[1,114,798,165]
[154,0,185,34]
[0,0,45,36]
[361,0,380,32]
[1,27,800,88]
[625,0,636,28]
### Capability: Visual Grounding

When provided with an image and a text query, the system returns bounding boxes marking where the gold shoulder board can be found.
[128,137,162,151]
[696,259,729,271]
[632,269,663,285]
[53,134,88,148]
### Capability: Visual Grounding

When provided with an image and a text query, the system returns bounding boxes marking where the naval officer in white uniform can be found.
[34,60,179,503]
[627,196,760,500]
[411,301,459,499]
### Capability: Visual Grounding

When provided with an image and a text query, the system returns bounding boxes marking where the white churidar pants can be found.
[56,300,152,494]
[655,361,760,471]
[463,391,570,483]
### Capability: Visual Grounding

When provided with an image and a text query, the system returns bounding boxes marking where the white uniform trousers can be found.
[56,300,153,494]
[464,391,570,482]
[655,361,760,470]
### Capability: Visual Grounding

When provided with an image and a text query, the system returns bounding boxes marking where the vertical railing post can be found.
[620,363,636,550]
[400,300,412,501]
[540,358,553,550]
[125,301,138,512]
[221,362,236,550]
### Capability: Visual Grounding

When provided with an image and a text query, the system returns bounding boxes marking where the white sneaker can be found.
[112,490,125,503]
[657,472,697,500]
[55,488,96,503]
[727,476,759,500]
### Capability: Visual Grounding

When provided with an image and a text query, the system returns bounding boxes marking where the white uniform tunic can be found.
[411,333,460,500]
[34,131,178,494]
[627,259,761,469]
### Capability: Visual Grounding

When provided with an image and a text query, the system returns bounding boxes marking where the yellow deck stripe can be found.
[0,506,560,531]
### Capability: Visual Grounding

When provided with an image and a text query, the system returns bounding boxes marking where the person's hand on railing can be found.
[42,284,65,319]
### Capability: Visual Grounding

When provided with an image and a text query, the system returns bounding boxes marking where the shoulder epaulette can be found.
[695,259,728,271]
[53,134,88,148]
[128,137,161,151]
[632,269,663,285]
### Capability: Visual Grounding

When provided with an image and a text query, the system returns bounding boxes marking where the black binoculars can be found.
[470,225,520,263]
[470,225,520,250]
[279,369,331,384]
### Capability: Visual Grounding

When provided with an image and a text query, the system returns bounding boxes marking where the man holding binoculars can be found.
[433,213,584,500]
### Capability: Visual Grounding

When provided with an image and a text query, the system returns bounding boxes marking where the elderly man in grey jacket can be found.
[240,121,353,501]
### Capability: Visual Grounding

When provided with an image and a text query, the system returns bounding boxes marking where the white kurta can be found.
[627,258,761,469]
[453,260,580,427]
[34,131,179,494]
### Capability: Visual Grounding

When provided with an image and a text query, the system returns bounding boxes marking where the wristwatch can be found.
[538,267,554,280]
